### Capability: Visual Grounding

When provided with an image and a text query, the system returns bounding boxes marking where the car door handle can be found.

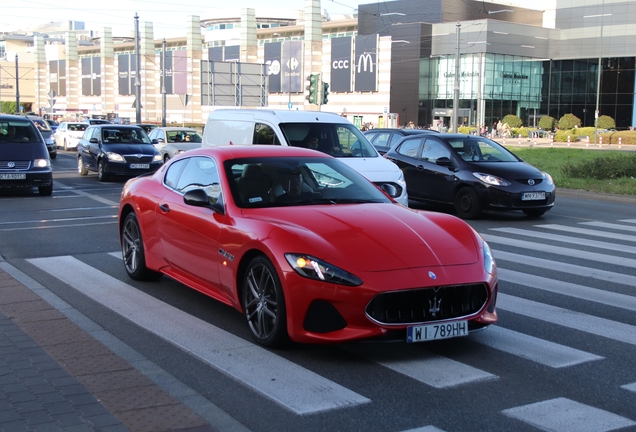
[159,204,170,213]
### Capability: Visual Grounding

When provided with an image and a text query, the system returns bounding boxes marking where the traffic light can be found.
[305,74,319,105]
[322,82,329,105]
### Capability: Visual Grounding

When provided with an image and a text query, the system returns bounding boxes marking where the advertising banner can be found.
[264,42,282,93]
[354,35,378,92]
[282,41,302,93]
[330,37,352,92]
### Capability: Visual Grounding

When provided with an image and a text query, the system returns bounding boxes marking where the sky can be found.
[2,0,366,39]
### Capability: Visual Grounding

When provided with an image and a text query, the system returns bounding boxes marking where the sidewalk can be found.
[491,135,636,151]
[0,258,245,432]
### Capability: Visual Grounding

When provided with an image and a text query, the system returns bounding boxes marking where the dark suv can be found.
[0,114,53,195]
[77,124,162,181]
[27,115,57,159]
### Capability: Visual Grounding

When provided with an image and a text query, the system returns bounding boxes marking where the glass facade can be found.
[420,53,544,129]
[542,57,636,128]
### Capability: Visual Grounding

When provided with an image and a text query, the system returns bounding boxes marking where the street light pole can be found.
[594,0,607,145]
[161,38,166,127]
[15,54,20,114]
[452,22,461,133]
[134,13,141,124]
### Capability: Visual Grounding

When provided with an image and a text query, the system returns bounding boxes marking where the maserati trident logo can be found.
[7,162,15,168]
[528,179,535,186]
[429,296,442,317]
[428,271,437,280]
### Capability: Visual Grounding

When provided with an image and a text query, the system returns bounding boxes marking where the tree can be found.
[538,115,556,131]
[597,115,616,130]
[557,113,581,130]
[502,114,522,128]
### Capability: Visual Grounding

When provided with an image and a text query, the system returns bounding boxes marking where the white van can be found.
[203,109,408,206]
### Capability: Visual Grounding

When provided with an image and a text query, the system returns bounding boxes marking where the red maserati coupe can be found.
[118,145,498,347]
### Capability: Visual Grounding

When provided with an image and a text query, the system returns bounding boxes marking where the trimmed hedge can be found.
[563,153,636,179]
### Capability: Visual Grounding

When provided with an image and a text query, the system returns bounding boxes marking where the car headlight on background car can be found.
[542,171,554,185]
[472,172,511,186]
[106,152,124,162]
[153,154,163,162]
[34,159,50,168]
[285,253,363,286]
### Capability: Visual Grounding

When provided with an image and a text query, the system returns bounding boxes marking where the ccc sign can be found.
[332,60,349,69]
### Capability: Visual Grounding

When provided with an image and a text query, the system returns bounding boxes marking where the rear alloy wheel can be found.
[455,187,482,219]
[242,256,288,347]
[121,213,161,281]
[97,159,109,182]
[78,157,88,175]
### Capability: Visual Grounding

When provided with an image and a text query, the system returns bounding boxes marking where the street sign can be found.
[288,102,293,110]
[179,94,190,106]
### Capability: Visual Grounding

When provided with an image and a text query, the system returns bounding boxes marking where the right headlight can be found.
[285,253,363,286]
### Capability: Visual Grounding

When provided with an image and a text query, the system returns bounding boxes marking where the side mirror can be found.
[183,188,225,214]
[89,138,98,144]
[436,156,452,167]
[381,183,397,198]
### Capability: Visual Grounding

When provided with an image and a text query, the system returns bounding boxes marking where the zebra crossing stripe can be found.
[582,221,636,233]
[493,250,636,287]
[535,224,636,242]
[497,268,636,312]
[497,293,636,346]
[490,227,636,255]
[398,426,446,432]
[622,383,636,393]
[27,256,370,415]
[344,344,496,388]
[502,397,636,431]
[469,326,602,368]
[481,234,636,268]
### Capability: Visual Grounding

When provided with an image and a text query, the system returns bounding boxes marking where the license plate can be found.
[522,192,545,200]
[0,173,26,180]
[129,163,150,169]
[407,321,468,343]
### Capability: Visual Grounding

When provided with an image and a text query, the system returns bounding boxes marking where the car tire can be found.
[121,212,161,281]
[242,256,289,347]
[49,152,57,160]
[523,209,546,218]
[78,157,88,176]
[97,159,109,182]
[455,187,482,219]
[164,154,171,163]
[38,182,53,196]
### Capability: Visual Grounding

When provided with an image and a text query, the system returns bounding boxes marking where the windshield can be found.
[279,123,378,158]
[31,118,51,132]
[101,127,152,144]
[0,119,41,143]
[448,137,520,162]
[225,156,392,208]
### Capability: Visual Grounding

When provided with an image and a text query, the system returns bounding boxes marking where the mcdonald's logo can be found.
[357,53,375,73]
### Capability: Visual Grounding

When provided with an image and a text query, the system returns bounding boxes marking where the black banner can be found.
[118,54,130,95]
[225,46,240,62]
[282,41,302,93]
[208,47,223,62]
[264,42,282,93]
[354,35,378,92]
[330,37,352,93]
[81,57,101,96]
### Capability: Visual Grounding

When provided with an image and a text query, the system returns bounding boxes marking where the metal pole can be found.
[453,22,460,133]
[161,38,166,127]
[134,13,141,124]
[15,55,20,114]
[594,0,605,145]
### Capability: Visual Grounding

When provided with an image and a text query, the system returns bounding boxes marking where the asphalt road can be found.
[1,149,636,432]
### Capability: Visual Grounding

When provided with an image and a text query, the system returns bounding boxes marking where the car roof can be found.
[182,144,331,162]
[364,128,438,135]
[154,127,198,132]
[208,109,349,124]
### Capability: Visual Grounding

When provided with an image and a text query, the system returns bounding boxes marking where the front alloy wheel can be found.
[121,213,161,281]
[98,159,109,182]
[455,186,482,219]
[242,256,288,347]
[78,157,88,175]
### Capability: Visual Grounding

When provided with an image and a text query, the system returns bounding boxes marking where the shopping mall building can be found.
[0,0,634,130]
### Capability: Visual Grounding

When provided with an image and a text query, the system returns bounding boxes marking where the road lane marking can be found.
[622,383,636,393]
[535,224,636,242]
[581,221,636,233]
[55,180,120,206]
[469,326,602,368]
[502,397,636,431]
[27,255,370,415]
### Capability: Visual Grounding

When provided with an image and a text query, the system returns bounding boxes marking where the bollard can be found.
[586,136,589,147]
[619,137,622,148]
[503,137,506,145]
[600,136,603,146]
[534,137,537,146]
[567,136,571,146]
[550,136,554,146]
[518,136,521,145]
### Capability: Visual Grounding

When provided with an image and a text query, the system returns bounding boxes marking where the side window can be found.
[373,133,390,151]
[175,157,220,193]
[421,139,451,163]
[253,123,280,145]
[396,138,424,158]
[389,133,404,147]
[164,159,188,189]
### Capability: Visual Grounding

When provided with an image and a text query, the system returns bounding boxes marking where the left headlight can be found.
[542,171,554,185]
[34,158,50,168]
[285,253,363,286]
[153,154,163,162]
[106,152,124,162]
[483,239,495,275]
[472,172,511,187]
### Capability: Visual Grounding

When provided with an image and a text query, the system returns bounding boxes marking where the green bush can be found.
[557,113,582,130]
[576,127,596,138]
[511,127,528,138]
[458,126,476,135]
[539,115,556,131]
[502,114,522,128]
[562,153,636,179]
[553,129,579,142]
[597,115,616,129]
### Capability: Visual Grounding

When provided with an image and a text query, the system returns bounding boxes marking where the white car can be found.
[54,122,89,150]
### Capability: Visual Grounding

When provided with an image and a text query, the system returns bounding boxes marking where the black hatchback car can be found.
[77,125,162,182]
[0,114,53,195]
[385,133,555,219]
[363,128,439,155]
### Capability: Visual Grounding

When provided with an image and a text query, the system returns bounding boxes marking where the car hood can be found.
[0,142,48,160]
[249,204,479,272]
[467,161,543,178]
[102,143,158,155]
[337,156,402,182]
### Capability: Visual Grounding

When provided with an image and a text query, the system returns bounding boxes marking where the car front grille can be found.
[123,155,154,164]
[0,161,31,170]
[365,283,489,325]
